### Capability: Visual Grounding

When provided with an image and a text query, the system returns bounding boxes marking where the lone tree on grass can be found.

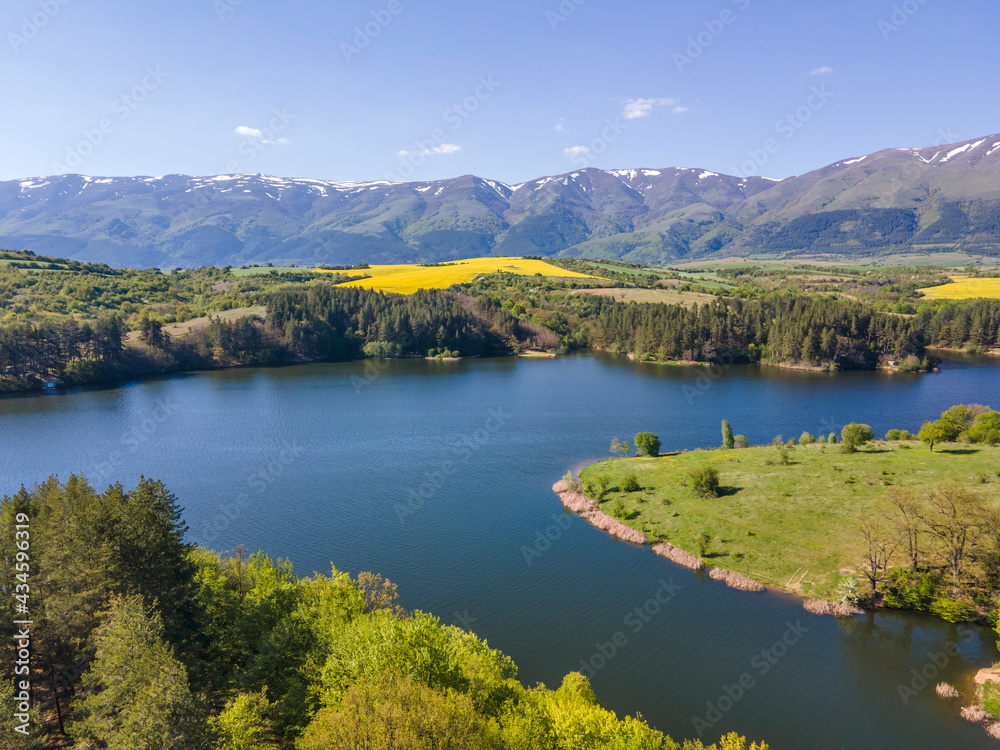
[840,423,874,454]
[689,466,720,498]
[635,432,661,457]
[721,420,735,450]
[918,420,951,452]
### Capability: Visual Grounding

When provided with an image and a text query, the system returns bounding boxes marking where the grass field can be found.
[231,266,309,277]
[584,261,663,277]
[672,253,1000,271]
[576,287,716,307]
[579,442,1000,599]
[919,276,1000,300]
[317,257,601,294]
[125,306,267,343]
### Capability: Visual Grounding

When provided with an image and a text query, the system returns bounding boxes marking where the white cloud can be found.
[235,125,288,145]
[809,66,834,75]
[672,105,690,114]
[622,97,679,120]
[398,143,462,158]
[554,118,566,132]
[563,145,591,158]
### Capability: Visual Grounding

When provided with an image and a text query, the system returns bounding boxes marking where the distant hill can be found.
[2,133,999,267]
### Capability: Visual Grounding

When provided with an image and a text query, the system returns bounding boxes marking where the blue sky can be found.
[3,0,997,184]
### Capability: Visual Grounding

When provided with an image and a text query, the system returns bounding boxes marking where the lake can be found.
[2,351,999,748]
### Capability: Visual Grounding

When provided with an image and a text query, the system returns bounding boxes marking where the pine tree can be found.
[72,596,201,749]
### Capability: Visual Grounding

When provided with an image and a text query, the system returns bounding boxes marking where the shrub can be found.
[771,435,784,446]
[883,570,941,611]
[929,598,976,623]
[697,532,711,557]
[836,577,862,606]
[841,423,874,454]
[733,434,749,449]
[829,433,838,444]
[819,434,828,443]
[787,437,798,446]
[621,474,640,493]
[984,683,1000,719]
[596,475,610,499]
[799,432,815,445]
[634,432,661,457]
[562,471,580,492]
[689,467,720,498]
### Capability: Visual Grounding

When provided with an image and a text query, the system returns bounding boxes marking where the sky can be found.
[2,0,998,185]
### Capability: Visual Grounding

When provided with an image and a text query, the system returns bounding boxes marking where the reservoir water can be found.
[2,352,998,748]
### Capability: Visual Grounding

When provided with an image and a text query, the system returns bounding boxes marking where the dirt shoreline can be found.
[552,479,857,616]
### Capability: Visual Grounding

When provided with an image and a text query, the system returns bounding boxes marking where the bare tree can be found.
[887,487,923,571]
[859,512,901,593]
[918,483,998,588]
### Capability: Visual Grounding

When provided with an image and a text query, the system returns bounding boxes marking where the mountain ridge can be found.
[3,132,999,267]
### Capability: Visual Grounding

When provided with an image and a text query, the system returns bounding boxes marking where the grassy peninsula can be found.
[579,436,1000,606]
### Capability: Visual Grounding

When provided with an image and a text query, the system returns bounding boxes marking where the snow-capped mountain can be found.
[2,132,999,267]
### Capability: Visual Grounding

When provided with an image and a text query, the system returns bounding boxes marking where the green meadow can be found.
[580,441,1000,599]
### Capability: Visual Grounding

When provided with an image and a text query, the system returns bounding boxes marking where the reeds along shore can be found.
[552,480,650,545]
[552,480,761,591]
[551,479,862,614]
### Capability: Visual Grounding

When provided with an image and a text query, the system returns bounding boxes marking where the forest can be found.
[0,477,769,750]
[2,249,1000,393]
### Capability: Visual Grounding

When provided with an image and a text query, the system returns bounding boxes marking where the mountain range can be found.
[2,133,999,268]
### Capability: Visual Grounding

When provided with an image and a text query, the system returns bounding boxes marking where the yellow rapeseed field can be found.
[919,275,1000,300]
[314,257,601,295]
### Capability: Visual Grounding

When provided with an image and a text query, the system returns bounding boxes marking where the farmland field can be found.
[919,275,1000,300]
[316,256,601,294]
[575,286,715,307]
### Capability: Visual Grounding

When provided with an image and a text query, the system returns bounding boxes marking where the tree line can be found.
[5,260,1000,392]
